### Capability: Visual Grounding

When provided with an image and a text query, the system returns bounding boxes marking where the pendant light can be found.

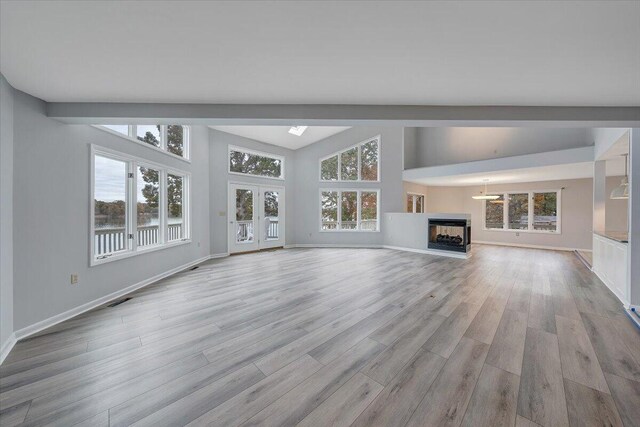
[472,179,500,200]
[610,154,629,200]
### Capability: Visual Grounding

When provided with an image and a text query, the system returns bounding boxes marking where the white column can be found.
[628,128,639,309]
[593,160,607,233]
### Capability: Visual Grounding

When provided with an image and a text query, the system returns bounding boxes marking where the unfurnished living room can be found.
[0,1,639,426]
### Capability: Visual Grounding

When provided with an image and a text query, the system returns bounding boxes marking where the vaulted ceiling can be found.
[1,1,638,106]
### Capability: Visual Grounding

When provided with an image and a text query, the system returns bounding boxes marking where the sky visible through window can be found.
[94,156,126,202]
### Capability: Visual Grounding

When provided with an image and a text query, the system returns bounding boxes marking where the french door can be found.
[228,183,285,254]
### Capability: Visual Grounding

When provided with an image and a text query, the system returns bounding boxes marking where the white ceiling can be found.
[408,162,626,187]
[600,131,630,160]
[210,126,350,150]
[1,1,639,106]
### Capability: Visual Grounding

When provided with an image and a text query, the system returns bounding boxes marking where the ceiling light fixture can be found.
[472,179,500,200]
[610,153,629,200]
[288,126,308,136]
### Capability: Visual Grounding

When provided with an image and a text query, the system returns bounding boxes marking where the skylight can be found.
[288,126,308,136]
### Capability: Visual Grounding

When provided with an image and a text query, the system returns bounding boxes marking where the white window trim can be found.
[93,125,191,163]
[319,135,381,182]
[228,145,285,181]
[90,145,191,266]
[407,192,425,213]
[319,188,381,232]
[482,189,562,234]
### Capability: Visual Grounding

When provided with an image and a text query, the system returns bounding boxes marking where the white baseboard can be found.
[0,333,17,366]
[12,254,215,342]
[209,252,230,259]
[473,240,588,252]
[382,245,470,259]
[285,244,383,249]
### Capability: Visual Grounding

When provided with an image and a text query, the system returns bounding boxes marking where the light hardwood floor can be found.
[1,245,639,426]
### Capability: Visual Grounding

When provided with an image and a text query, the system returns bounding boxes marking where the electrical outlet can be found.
[516,232,520,237]
[70,274,79,285]
[197,241,201,247]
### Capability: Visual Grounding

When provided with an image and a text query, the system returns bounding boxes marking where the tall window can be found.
[406,193,425,213]
[92,146,190,265]
[321,191,338,230]
[483,190,560,233]
[94,155,129,255]
[484,195,504,229]
[228,146,284,179]
[320,136,380,182]
[95,125,190,160]
[137,165,160,247]
[320,189,379,231]
[167,173,185,241]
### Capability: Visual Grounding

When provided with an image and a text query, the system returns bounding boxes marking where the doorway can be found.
[228,182,285,254]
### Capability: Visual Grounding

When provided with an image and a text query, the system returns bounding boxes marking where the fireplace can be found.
[428,218,471,253]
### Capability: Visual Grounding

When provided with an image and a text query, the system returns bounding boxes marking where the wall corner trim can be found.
[0,333,17,366]
[11,253,226,345]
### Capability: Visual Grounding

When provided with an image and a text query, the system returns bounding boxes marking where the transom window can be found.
[92,146,190,265]
[228,146,284,179]
[320,189,379,232]
[407,193,425,213]
[320,136,380,182]
[97,125,190,160]
[484,190,560,233]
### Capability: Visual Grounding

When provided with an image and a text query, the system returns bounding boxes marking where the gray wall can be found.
[1,75,15,350]
[208,129,296,254]
[383,213,430,249]
[423,178,594,250]
[11,89,211,330]
[403,127,419,170]
[294,126,404,246]
[408,127,592,168]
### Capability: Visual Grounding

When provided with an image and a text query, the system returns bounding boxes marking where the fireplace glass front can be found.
[428,219,471,253]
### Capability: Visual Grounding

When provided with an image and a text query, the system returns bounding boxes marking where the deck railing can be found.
[235,218,279,243]
[94,223,183,255]
[321,219,378,231]
[266,218,279,239]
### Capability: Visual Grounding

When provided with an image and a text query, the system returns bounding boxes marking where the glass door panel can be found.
[260,186,285,249]
[235,189,255,243]
[228,183,285,253]
[228,184,259,253]
[264,191,279,240]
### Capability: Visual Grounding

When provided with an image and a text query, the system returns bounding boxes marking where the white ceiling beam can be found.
[47,103,640,127]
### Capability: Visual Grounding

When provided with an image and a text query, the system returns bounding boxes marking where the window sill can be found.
[93,125,191,163]
[90,239,192,267]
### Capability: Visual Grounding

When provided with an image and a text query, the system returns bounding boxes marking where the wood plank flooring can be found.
[1,245,639,427]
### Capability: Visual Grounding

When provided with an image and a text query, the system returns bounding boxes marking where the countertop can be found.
[594,231,628,243]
